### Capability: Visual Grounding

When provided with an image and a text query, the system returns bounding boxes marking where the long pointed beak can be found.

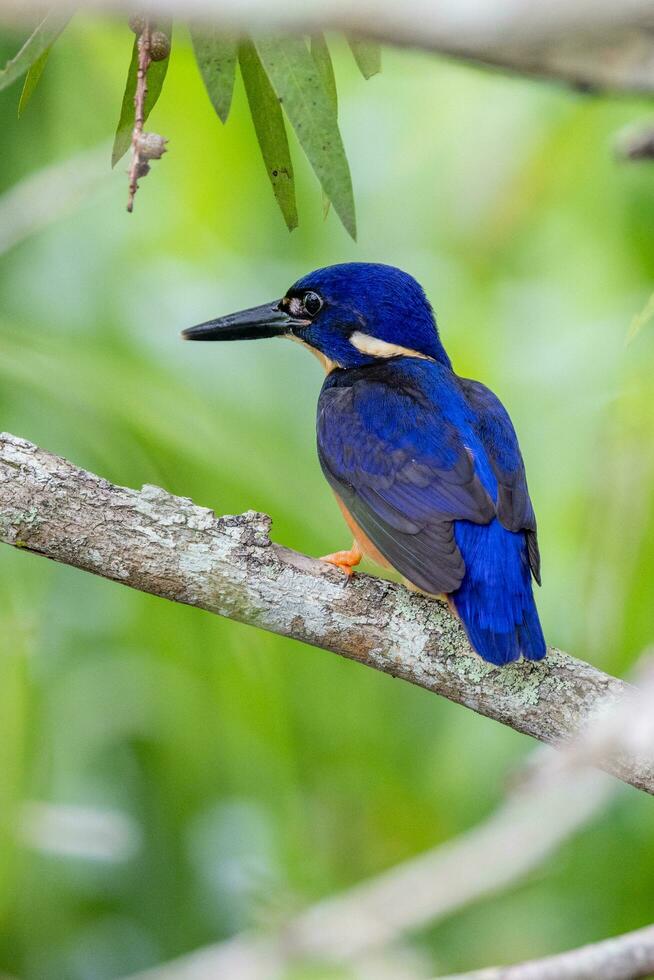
[181,300,308,342]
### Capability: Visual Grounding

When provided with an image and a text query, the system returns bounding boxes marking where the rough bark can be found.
[1,432,652,794]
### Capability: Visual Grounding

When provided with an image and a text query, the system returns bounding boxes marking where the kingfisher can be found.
[182,263,546,666]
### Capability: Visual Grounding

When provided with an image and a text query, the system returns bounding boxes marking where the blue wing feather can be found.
[318,358,546,665]
[459,377,541,584]
[318,361,495,594]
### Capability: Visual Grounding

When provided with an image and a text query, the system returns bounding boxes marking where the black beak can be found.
[182,300,308,342]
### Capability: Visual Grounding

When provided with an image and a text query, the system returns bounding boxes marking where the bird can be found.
[182,262,546,666]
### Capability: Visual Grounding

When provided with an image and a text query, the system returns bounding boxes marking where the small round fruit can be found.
[137,132,168,159]
[128,14,146,35]
[149,31,171,61]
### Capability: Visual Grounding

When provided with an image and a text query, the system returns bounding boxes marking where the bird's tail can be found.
[452,520,546,667]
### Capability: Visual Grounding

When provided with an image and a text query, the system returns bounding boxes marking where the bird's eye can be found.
[303,291,323,316]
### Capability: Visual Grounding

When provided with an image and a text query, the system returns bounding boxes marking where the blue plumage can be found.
[294,263,452,369]
[454,520,544,665]
[183,261,546,666]
[318,357,545,665]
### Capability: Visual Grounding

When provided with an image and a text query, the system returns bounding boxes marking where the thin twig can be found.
[437,924,654,980]
[127,20,151,212]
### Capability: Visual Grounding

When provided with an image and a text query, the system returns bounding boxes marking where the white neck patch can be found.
[349,331,434,362]
[286,333,340,373]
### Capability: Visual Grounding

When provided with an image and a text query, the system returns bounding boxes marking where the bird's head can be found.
[183,263,451,370]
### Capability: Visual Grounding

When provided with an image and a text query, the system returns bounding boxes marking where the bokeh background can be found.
[1,14,654,979]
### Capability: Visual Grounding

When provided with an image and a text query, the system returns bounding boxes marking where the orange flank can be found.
[334,494,450,600]
[334,494,391,569]
[318,494,393,579]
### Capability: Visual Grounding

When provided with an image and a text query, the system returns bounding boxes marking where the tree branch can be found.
[1,431,652,794]
[2,0,654,94]
[438,924,654,980]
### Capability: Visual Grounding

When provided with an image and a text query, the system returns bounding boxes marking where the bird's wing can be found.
[459,377,541,584]
[317,371,496,594]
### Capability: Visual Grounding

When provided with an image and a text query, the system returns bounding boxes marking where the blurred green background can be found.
[1,14,654,979]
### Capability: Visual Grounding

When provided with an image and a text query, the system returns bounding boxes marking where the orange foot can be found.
[320,540,362,579]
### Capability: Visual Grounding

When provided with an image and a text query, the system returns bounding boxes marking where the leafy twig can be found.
[124,18,169,211]
[127,20,152,211]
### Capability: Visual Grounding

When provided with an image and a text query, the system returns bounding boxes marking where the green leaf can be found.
[111,23,172,168]
[310,34,337,114]
[255,36,356,239]
[0,10,71,93]
[190,29,237,124]
[310,34,337,221]
[239,40,298,232]
[18,47,51,117]
[347,37,382,79]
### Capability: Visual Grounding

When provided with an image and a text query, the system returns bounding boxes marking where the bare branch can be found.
[120,763,613,980]
[438,924,654,980]
[522,653,654,790]
[277,768,612,968]
[1,0,654,94]
[1,432,653,794]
